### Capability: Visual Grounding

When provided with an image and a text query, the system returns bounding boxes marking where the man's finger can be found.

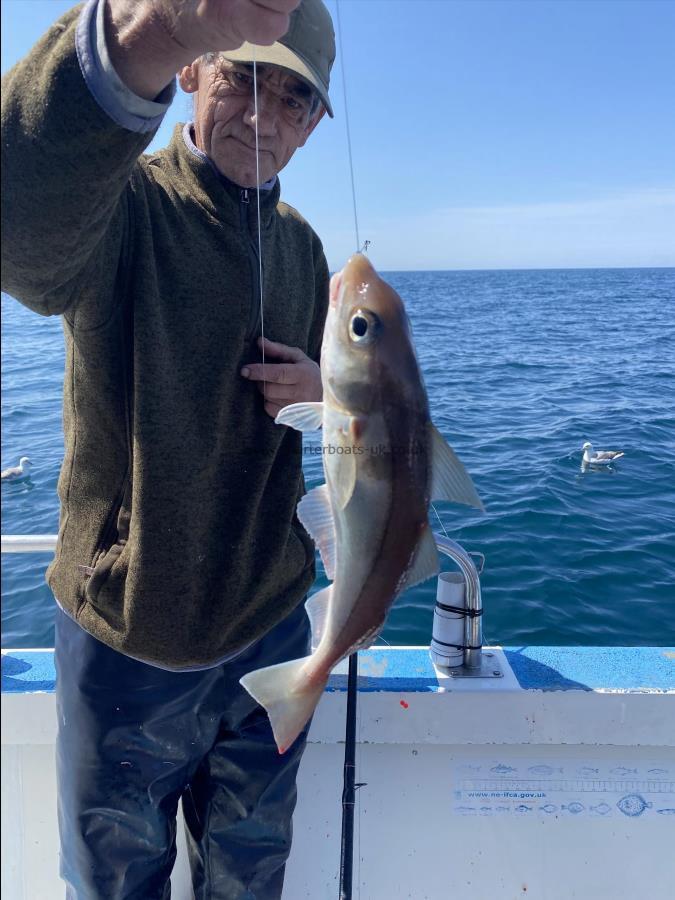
[264,400,284,419]
[234,0,299,47]
[257,335,306,363]
[241,362,298,384]
[253,0,302,14]
[255,381,295,400]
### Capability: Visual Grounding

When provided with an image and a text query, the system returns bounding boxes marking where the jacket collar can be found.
[168,123,281,228]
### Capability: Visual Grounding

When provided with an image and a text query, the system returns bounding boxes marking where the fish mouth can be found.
[343,252,375,282]
[330,253,377,309]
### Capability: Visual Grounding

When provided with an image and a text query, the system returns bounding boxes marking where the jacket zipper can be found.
[240,188,263,341]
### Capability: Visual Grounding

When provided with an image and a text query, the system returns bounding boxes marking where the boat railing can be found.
[2,532,488,671]
[433,533,485,671]
[2,535,58,553]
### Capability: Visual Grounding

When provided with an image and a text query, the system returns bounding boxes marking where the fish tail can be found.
[240,655,327,754]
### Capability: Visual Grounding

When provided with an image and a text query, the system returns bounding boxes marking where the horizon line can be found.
[328,264,675,275]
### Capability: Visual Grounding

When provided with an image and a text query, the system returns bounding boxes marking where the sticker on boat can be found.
[452,758,675,818]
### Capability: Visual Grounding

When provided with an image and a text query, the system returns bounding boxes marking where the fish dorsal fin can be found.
[297,484,337,581]
[305,586,332,651]
[397,524,440,595]
[275,402,324,432]
[429,423,484,511]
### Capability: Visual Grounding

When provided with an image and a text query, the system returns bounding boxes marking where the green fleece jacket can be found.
[1,7,329,668]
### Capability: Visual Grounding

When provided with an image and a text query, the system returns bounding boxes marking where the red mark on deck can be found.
[400,700,409,709]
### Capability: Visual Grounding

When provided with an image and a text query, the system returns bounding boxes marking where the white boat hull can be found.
[2,646,675,899]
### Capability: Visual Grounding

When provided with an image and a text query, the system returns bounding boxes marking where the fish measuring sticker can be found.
[452,759,675,819]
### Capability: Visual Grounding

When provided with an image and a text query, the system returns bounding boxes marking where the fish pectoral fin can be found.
[305,586,332,651]
[275,402,324,432]
[297,485,337,581]
[348,415,367,443]
[429,423,485,511]
[397,524,440,595]
[333,448,357,510]
[240,656,325,755]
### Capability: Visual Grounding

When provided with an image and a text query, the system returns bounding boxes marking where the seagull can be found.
[1,457,33,482]
[581,442,624,466]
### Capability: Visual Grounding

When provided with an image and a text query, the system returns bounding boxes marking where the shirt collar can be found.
[182,123,278,192]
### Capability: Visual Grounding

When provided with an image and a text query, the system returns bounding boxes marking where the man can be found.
[1,0,335,896]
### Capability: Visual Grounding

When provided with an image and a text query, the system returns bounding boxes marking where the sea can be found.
[2,267,674,650]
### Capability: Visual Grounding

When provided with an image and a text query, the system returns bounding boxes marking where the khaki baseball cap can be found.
[222,0,335,117]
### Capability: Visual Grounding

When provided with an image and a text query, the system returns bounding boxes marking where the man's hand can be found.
[241,336,322,419]
[150,0,301,57]
[107,0,301,100]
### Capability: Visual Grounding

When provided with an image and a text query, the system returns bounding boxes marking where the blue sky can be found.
[2,0,674,271]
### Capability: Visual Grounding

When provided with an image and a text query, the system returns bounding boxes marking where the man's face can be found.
[179,58,325,187]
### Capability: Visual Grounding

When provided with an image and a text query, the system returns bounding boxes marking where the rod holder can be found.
[432,533,483,670]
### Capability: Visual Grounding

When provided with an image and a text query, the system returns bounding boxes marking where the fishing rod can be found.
[334,1,364,895]
[339,652,359,899]
[334,0,364,894]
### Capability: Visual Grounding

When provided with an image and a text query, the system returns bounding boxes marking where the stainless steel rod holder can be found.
[433,533,482,669]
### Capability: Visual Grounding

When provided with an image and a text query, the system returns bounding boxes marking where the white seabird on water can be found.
[1,457,33,482]
[581,442,624,466]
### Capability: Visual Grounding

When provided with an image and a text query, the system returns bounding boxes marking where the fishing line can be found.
[335,0,360,254]
[252,53,266,397]
[431,501,450,542]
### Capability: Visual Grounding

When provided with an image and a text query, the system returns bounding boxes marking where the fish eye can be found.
[352,315,368,337]
[349,309,379,344]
